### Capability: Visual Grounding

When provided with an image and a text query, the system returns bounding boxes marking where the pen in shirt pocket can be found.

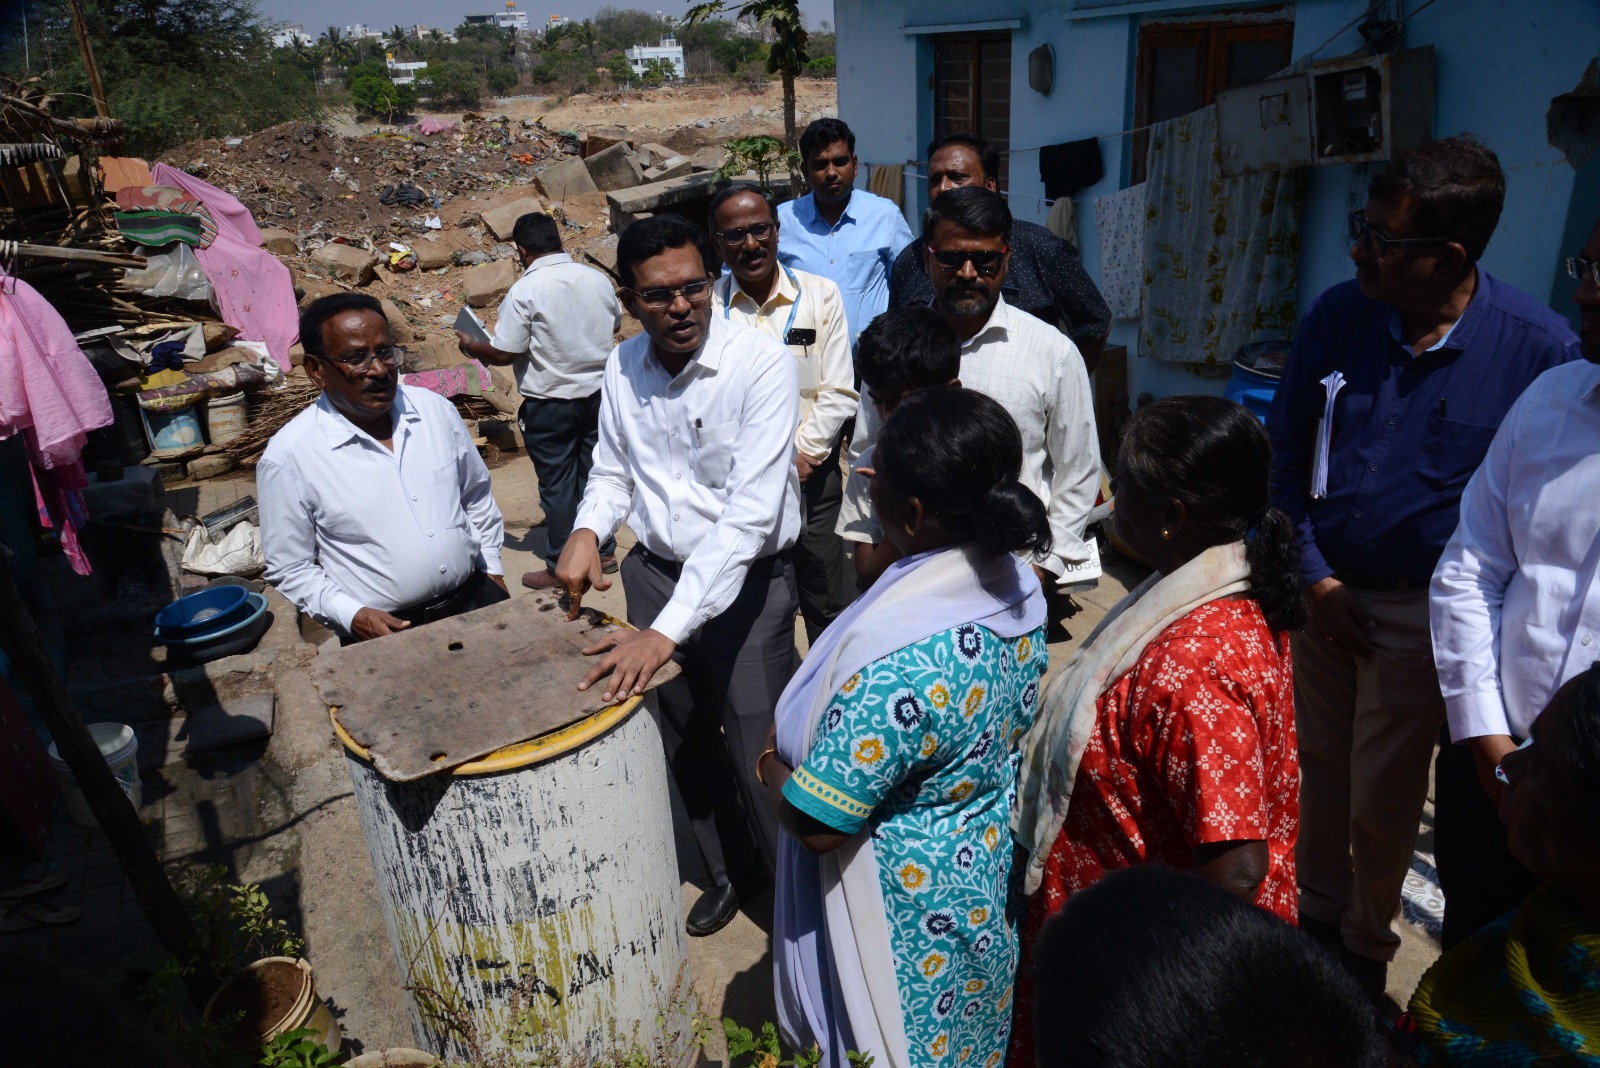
[694,417,703,445]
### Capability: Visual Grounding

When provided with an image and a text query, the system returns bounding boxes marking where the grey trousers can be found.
[792,436,855,643]
[623,547,798,890]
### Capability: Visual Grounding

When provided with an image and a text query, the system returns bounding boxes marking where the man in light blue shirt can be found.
[777,118,914,342]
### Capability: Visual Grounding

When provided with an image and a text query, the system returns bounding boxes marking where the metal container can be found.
[334,696,693,1065]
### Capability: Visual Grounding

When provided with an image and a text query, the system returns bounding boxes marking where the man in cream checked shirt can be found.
[709,182,858,639]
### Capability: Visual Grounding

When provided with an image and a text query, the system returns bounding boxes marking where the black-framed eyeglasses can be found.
[714,221,776,245]
[628,279,714,309]
[329,344,405,372]
[1567,257,1600,287]
[929,247,1008,276]
[1347,210,1450,254]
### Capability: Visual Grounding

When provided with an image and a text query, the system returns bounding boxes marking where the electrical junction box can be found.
[1215,46,1435,177]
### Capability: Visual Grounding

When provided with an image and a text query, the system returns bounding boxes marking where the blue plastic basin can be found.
[154,586,254,639]
[157,592,270,662]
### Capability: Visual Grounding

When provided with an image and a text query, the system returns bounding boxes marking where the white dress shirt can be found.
[259,385,506,633]
[836,297,1100,578]
[712,265,858,460]
[572,316,801,644]
[1431,359,1600,742]
[489,252,622,400]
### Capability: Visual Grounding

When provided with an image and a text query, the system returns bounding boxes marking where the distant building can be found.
[340,24,385,42]
[271,23,314,48]
[386,57,429,85]
[626,36,686,79]
[547,16,571,31]
[464,2,529,33]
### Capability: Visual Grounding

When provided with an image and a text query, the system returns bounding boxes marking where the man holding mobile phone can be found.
[710,182,859,639]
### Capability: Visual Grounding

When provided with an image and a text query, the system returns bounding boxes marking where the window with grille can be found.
[932,33,1012,191]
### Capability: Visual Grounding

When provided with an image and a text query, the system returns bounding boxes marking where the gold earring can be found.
[904,522,916,536]
[1160,528,1172,539]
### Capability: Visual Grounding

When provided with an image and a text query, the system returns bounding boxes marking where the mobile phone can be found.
[785,328,817,346]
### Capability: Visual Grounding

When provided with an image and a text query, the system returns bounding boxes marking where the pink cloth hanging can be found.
[148,164,298,364]
[0,274,114,469]
[31,457,92,576]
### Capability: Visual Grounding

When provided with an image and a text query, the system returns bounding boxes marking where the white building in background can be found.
[341,24,385,41]
[463,2,529,33]
[271,23,314,48]
[386,58,429,85]
[547,15,571,31]
[626,36,686,79]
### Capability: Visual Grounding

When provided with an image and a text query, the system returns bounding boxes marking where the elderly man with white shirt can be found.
[260,294,508,643]
[709,182,857,639]
[1431,214,1600,942]
[555,214,800,937]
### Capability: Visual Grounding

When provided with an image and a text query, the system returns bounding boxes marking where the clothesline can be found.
[896,166,1107,212]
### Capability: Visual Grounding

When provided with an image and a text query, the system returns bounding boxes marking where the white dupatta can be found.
[774,545,1046,1068]
[1012,541,1251,894]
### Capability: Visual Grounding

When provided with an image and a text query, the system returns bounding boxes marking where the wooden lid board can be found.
[311,590,680,781]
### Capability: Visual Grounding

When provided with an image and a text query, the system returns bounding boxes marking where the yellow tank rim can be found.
[332,691,643,776]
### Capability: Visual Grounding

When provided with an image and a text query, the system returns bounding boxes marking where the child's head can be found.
[856,306,962,421]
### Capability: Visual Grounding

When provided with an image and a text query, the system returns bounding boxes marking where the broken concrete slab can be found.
[584,141,644,193]
[534,155,599,201]
[689,146,727,172]
[463,258,518,307]
[640,142,679,167]
[481,196,546,241]
[644,155,694,182]
[311,242,377,284]
[378,298,418,342]
[186,454,237,481]
[259,228,298,256]
[413,236,463,271]
[582,126,632,159]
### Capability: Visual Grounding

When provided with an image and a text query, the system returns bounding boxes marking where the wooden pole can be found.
[0,545,217,1005]
[63,0,110,120]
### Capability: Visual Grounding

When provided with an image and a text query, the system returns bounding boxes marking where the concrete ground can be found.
[3,453,1443,1062]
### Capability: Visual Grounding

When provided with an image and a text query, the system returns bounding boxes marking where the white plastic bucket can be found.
[205,391,248,445]
[46,722,142,828]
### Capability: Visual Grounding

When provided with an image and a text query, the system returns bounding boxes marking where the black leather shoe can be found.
[686,883,740,937]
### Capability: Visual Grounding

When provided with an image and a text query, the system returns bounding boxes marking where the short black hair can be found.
[799,117,855,165]
[922,185,1012,243]
[707,181,776,230]
[1032,867,1385,1068]
[615,214,718,290]
[876,388,1050,560]
[856,306,961,394]
[927,132,1001,183]
[299,293,385,358]
[1369,134,1505,263]
[512,211,562,256]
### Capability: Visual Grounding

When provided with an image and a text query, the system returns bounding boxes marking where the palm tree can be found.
[685,1,808,153]
[388,25,413,59]
[574,19,599,63]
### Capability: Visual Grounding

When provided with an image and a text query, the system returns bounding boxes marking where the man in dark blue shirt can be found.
[1267,136,1579,997]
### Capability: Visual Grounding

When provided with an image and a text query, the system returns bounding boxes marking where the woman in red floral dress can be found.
[1009,396,1307,1065]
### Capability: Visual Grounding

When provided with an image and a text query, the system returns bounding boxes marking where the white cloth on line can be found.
[1093,182,1146,320]
[258,385,506,633]
[488,251,622,401]
[572,315,801,645]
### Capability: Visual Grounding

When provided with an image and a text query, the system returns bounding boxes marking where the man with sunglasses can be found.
[259,294,509,643]
[842,186,1099,600]
[1266,136,1579,996]
[556,215,801,937]
[709,182,857,640]
[1430,216,1600,947]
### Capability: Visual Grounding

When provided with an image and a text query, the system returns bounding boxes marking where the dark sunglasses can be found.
[715,221,776,244]
[1567,257,1600,286]
[929,247,1008,276]
[629,279,714,309]
[1347,210,1450,254]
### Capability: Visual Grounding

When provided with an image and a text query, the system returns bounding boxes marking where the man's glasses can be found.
[715,222,776,245]
[328,345,404,372]
[1567,257,1600,287]
[929,247,1008,276]
[629,280,714,309]
[1347,211,1450,254]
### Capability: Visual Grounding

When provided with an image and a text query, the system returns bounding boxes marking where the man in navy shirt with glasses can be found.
[1267,136,1579,998]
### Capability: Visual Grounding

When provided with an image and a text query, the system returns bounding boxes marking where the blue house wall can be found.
[833,0,1599,402]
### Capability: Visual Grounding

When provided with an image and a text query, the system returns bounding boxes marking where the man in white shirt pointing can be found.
[556,214,801,936]
[260,294,508,642]
[1431,212,1600,938]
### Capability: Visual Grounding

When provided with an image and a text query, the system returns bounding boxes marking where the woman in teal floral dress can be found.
[758,390,1051,1068]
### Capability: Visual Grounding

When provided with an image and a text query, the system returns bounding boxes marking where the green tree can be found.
[804,54,834,77]
[485,66,518,95]
[350,73,415,121]
[426,60,481,108]
[685,1,808,151]
[606,52,634,84]
[320,25,350,63]
[387,25,413,59]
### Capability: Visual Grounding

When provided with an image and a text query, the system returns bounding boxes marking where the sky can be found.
[256,0,835,36]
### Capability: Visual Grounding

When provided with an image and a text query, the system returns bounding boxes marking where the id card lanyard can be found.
[723,265,802,343]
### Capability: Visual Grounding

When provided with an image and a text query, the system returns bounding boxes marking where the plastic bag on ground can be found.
[182,520,264,577]
[121,243,214,302]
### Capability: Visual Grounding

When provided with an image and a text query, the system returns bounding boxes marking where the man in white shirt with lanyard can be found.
[456,211,622,588]
[840,186,1101,597]
[1430,214,1600,938]
[709,182,858,640]
[556,214,801,936]
[260,294,509,643]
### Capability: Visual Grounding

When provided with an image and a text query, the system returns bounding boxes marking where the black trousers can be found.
[622,547,798,890]
[792,435,855,643]
[519,393,614,569]
[1435,736,1538,949]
